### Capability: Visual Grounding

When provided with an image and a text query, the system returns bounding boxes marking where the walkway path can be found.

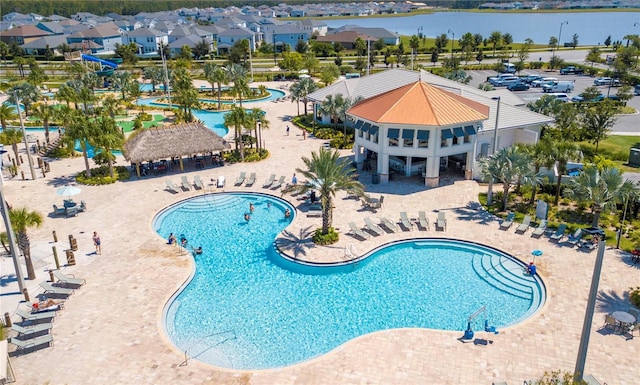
[0,82,638,385]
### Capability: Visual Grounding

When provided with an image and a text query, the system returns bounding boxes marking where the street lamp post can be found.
[0,172,25,292]
[158,41,172,108]
[248,38,254,83]
[13,91,37,180]
[487,96,500,206]
[418,26,424,46]
[448,29,455,61]
[555,21,568,58]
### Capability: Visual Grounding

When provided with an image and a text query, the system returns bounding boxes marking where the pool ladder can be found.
[181,329,237,366]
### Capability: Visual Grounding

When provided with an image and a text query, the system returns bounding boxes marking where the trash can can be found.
[372,174,379,184]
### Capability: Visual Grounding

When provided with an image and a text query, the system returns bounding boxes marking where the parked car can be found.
[507,82,530,91]
[531,77,557,87]
[559,66,585,75]
[520,75,543,84]
[593,77,621,86]
[501,63,517,73]
[489,75,519,87]
[571,93,619,102]
[547,93,570,103]
[635,84,640,96]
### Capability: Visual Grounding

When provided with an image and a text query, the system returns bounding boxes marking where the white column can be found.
[424,156,440,187]
[379,153,389,183]
[405,157,413,177]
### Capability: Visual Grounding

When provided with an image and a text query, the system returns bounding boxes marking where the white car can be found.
[593,77,621,86]
[531,77,557,87]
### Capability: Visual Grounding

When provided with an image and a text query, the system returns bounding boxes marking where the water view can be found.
[325,11,640,45]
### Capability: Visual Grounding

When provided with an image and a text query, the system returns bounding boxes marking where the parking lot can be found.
[467,69,640,135]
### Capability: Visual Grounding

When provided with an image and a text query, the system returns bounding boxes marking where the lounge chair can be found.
[165,179,179,193]
[418,211,430,230]
[272,176,286,190]
[550,223,567,242]
[263,174,276,188]
[380,217,397,232]
[10,334,53,353]
[399,212,413,230]
[245,172,256,187]
[436,212,447,231]
[531,220,547,238]
[499,212,515,230]
[515,215,532,234]
[567,228,584,246]
[79,200,87,212]
[582,374,603,385]
[39,281,74,298]
[15,308,55,323]
[348,222,368,240]
[52,270,86,288]
[52,205,66,216]
[217,176,226,188]
[364,217,384,236]
[234,172,246,186]
[193,175,204,190]
[12,323,52,338]
[578,239,597,252]
[180,176,191,191]
[65,206,78,218]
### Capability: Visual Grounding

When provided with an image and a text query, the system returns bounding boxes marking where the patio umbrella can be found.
[56,185,81,200]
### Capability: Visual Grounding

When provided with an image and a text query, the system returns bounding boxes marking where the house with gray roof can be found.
[44,15,69,21]
[125,27,168,55]
[333,25,400,45]
[168,35,213,57]
[67,23,123,54]
[35,22,66,35]
[296,18,328,36]
[268,24,309,51]
[216,26,257,53]
[20,35,68,55]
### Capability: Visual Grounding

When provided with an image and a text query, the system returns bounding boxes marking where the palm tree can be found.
[487,31,502,58]
[288,148,364,237]
[111,71,132,101]
[249,108,269,153]
[549,140,581,205]
[290,77,318,116]
[91,114,125,178]
[526,94,564,117]
[64,110,96,177]
[100,94,121,119]
[32,102,55,144]
[204,63,228,108]
[225,64,250,107]
[224,106,252,161]
[319,93,346,130]
[0,129,24,165]
[55,83,77,108]
[9,207,43,280]
[0,102,18,130]
[171,67,199,122]
[520,139,554,204]
[11,82,40,117]
[143,66,163,93]
[479,146,532,211]
[564,166,628,227]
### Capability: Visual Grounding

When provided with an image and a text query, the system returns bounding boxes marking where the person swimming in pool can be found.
[249,203,255,213]
[193,246,203,255]
[284,208,291,219]
[168,233,176,245]
[244,213,251,222]
[181,237,188,247]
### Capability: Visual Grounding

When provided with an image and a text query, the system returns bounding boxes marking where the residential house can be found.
[216,26,257,53]
[296,18,328,37]
[0,25,51,45]
[315,30,374,50]
[125,27,168,55]
[169,34,214,57]
[20,35,68,55]
[67,23,123,54]
[269,25,309,51]
[333,25,400,45]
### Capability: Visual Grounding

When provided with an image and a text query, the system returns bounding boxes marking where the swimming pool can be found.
[157,193,545,370]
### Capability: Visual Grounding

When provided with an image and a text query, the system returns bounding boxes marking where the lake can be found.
[324,11,640,45]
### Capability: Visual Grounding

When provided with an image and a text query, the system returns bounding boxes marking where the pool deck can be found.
[1,81,639,385]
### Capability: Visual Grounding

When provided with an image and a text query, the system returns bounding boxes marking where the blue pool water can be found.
[156,194,544,370]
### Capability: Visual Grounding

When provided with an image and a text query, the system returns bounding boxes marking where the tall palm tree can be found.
[91,114,125,178]
[204,62,228,108]
[249,108,269,153]
[549,140,581,205]
[0,128,24,165]
[289,148,364,237]
[520,139,554,204]
[290,77,318,116]
[171,67,199,122]
[339,96,363,147]
[479,146,532,211]
[224,106,252,161]
[11,82,40,117]
[0,102,18,130]
[564,166,628,227]
[9,207,43,280]
[225,64,250,107]
[32,102,55,144]
[143,66,163,93]
[111,71,132,101]
[64,110,96,177]
[55,83,77,108]
[100,94,121,119]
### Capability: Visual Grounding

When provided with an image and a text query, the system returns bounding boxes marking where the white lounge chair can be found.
[400,212,413,230]
[348,222,368,240]
[364,217,384,236]
[245,172,256,187]
[15,308,55,322]
[10,334,53,353]
[418,211,430,230]
[217,176,226,188]
[515,215,532,234]
[272,176,286,190]
[193,175,204,190]
[263,174,276,188]
[12,323,52,338]
[380,217,397,232]
[436,212,447,231]
[234,172,246,186]
[180,176,191,191]
[531,220,547,237]
[165,180,179,193]
[39,281,74,297]
[52,270,86,288]
[499,212,515,230]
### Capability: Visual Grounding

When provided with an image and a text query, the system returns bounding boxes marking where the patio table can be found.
[612,311,636,325]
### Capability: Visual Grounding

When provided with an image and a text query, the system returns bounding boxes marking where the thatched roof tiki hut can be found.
[123,122,230,177]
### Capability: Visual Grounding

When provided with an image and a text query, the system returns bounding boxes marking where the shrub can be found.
[46,145,75,159]
[313,227,339,245]
[76,165,130,185]
[630,287,640,308]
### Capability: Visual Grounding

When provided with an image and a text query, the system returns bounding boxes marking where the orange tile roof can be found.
[347,81,489,126]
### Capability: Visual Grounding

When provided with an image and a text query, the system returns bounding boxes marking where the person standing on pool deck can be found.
[286,125,290,136]
[291,173,297,185]
[93,231,101,255]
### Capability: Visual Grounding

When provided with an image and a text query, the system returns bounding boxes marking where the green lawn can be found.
[118,114,166,133]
